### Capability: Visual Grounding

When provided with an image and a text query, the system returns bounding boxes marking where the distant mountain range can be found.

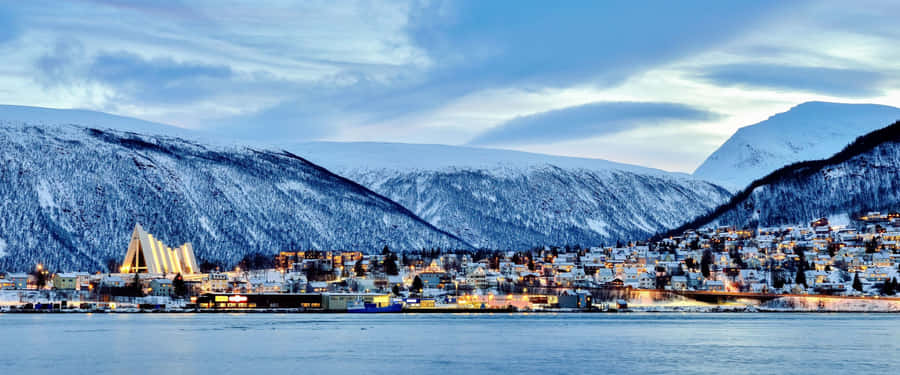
[0,106,733,270]
[0,122,471,272]
[694,102,900,190]
[290,142,732,250]
[667,119,900,235]
[8,101,899,271]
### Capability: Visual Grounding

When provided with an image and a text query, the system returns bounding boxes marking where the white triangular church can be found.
[121,223,199,275]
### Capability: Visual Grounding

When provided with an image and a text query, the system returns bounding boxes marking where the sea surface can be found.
[1,313,898,374]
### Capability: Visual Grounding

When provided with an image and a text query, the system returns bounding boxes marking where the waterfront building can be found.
[196,293,322,309]
[149,279,174,296]
[321,293,391,311]
[101,275,126,288]
[52,273,78,290]
[4,273,28,289]
[120,224,200,275]
[202,272,229,292]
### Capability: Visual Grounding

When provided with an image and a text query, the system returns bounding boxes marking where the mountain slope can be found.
[666,120,900,234]
[0,123,471,272]
[289,142,732,249]
[693,102,900,190]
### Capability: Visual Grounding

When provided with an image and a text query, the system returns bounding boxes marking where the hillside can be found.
[693,102,900,190]
[290,142,732,249]
[0,122,471,272]
[666,120,900,235]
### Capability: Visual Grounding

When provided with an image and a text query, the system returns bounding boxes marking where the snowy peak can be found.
[669,119,900,234]
[693,101,900,190]
[286,141,692,178]
[0,105,195,138]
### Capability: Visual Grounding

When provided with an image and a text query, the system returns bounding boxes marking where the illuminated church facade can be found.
[121,224,199,275]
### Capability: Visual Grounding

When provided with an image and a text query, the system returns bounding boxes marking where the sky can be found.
[0,0,898,172]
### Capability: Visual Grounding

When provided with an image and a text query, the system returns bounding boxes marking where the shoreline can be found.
[3,307,900,314]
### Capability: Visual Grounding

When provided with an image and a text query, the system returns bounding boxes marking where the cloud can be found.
[697,63,890,97]
[87,51,233,103]
[34,38,236,105]
[407,1,784,89]
[468,102,719,146]
[0,5,21,44]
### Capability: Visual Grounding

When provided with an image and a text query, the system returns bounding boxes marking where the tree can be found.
[384,253,399,276]
[391,284,401,296]
[31,266,48,290]
[131,273,144,297]
[105,257,120,273]
[795,264,807,288]
[700,249,714,278]
[882,277,896,296]
[382,245,391,256]
[852,272,863,292]
[354,260,365,277]
[527,257,535,272]
[773,273,785,289]
[173,273,187,297]
[411,275,424,294]
[865,239,878,254]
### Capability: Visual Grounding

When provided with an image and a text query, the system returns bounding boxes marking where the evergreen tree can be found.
[795,264,807,288]
[173,273,187,297]
[411,275,423,294]
[852,272,863,292]
[700,249,714,278]
[773,273,785,289]
[882,277,896,296]
[384,253,399,276]
[354,260,365,277]
[527,257,535,272]
[31,266,48,290]
[131,273,143,297]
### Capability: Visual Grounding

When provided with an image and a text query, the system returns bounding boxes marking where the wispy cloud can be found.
[697,63,890,97]
[468,102,719,146]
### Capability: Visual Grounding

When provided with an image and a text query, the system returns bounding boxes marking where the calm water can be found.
[1,313,898,374]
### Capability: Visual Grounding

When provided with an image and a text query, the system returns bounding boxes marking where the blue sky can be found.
[0,1,898,171]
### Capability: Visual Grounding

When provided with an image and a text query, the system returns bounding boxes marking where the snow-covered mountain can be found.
[669,119,900,233]
[693,102,900,190]
[0,105,199,139]
[289,142,732,249]
[0,122,471,272]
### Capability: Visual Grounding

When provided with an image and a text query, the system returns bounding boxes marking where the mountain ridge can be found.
[665,119,900,236]
[0,122,472,272]
[694,101,900,190]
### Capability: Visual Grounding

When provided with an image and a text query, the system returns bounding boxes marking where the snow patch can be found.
[827,213,851,227]
[35,180,56,209]
[198,216,218,239]
[585,218,610,237]
[0,237,7,257]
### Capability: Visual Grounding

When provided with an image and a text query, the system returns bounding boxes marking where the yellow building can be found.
[121,223,200,275]
[52,273,78,290]
[321,293,391,311]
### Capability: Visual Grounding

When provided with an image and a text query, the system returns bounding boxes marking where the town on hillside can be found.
[2,212,900,312]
